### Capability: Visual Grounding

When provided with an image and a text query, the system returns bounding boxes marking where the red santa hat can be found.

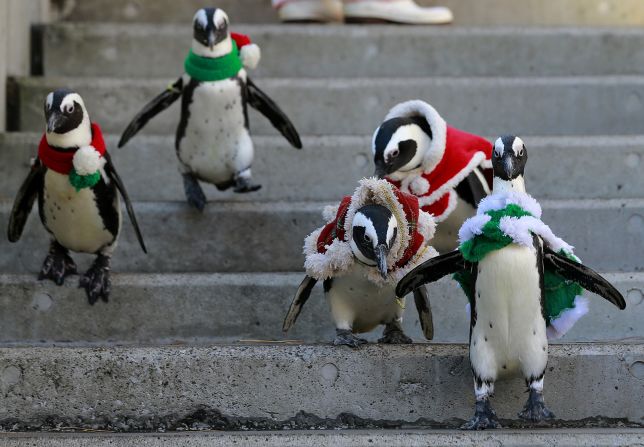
[379,100,493,221]
[303,178,438,286]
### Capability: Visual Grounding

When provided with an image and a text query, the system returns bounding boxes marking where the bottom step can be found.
[0,344,641,429]
[1,429,643,447]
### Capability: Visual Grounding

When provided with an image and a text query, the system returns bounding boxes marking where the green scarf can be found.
[454,204,583,325]
[184,41,242,82]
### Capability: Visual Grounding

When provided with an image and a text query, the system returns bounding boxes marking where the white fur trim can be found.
[417,151,487,207]
[409,176,430,195]
[477,190,542,219]
[384,100,447,174]
[240,43,261,70]
[546,296,589,339]
[434,190,458,222]
[303,227,353,281]
[72,146,104,175]
[480,159,492,169]
[458,213,491,243]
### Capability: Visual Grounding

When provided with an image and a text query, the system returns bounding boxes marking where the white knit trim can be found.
[72,145,105,176]
[546,296,589,339]
[434,190,459,222]
[384,100,447,174]
[458,213,491,243]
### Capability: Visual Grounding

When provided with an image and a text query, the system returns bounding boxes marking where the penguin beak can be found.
[374,162,388,179]
[375,244,389,279]
[46,112,64,133]
[208,31,216,51]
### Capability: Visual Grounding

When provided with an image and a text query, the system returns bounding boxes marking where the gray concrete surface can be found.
[13,76,644,136]
[0,343,640,425]
[59,0,644,26]
[41,25,644,78]
[1,199,643,273]
[3,133,644,202]
[0,272,639,345]
[1,429,644,447]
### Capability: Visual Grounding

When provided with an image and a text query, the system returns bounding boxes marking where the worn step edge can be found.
[0,272,641,345]
[0,343,641,426]
[0,429,643,447]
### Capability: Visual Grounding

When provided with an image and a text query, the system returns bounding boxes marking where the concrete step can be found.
[3,430,644,446]
[1,199,642,273]
[41,24,644,79]
[0,343,640,428]
[2,133,643,202]
[59,0,644,27]
[13,76,644,136]
[0,273,640,345]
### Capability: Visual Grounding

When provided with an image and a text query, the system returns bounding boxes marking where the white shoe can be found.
[344,0,453,24]
[278,0,344,22]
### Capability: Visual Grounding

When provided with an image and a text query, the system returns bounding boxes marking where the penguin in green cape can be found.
[396,135,625,430]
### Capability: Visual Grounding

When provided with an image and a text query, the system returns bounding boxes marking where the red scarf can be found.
[38,123,106,175]
[387,126,493,219]
[315,189,426,271]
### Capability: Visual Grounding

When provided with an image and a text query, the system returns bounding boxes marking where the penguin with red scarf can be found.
[118,7,302,211]
[283,178,437,347]
[7,89,146,305]
[373,100,493,252]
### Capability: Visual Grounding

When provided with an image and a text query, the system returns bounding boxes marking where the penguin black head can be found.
[44,88,87,135]
[350,204,398,279]
[372,116,432,179]
[192,8,229,52]
[492,135,528,181]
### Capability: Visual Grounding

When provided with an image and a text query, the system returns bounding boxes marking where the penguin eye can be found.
[64,104,74,114]
[518,146,525,156]
[390,148,400,158]
[364,234,371,243]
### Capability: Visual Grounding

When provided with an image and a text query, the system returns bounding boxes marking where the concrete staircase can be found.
[1,0,643,444]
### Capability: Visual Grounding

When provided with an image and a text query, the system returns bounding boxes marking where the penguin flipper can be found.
[282,275,317,332]
[8,159,45,243]
[245,77,302,149]
[396,250,466,298]
[117,77,184,148]
[103,152,147,254]
[455,167,491,208]
[544,247,625,310]
[413,285,434,340]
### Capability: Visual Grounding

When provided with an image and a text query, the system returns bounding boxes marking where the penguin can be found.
[283,178,436,347]
[372,100,492,253]
[7,89,146,305]
[396,136,626,430]
[117,7,302,210]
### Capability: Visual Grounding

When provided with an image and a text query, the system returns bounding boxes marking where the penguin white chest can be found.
[326,264,404,333]
[42,171,120,254]
[470,244,548,380]
[179,73,254,185]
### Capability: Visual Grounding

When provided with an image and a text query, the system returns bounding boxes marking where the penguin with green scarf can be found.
[118,8,302,210]
[396,135,625,430]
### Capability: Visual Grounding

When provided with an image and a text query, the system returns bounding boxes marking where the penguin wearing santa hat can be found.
[7,88,146,305]
[118,7,301,211]
[372,100,492,253]
[283,178,436,347]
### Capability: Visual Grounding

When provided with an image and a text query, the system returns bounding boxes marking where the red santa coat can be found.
[379,101,493,221]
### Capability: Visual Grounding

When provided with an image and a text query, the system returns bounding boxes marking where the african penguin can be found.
[7,89,146,305]
[372,100,492,253]
[118,7,302,211]
[396,136,626,429]
[283,179,435,347]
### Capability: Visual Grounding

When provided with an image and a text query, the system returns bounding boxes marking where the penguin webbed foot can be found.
[461,399,501,430]
[518,389,555,422]
[333,329,368,348]
[79,255,111,305]
[378,323,412,344]
[233,176,261,194]
[38,242,77,286]
[182,173,207,211]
